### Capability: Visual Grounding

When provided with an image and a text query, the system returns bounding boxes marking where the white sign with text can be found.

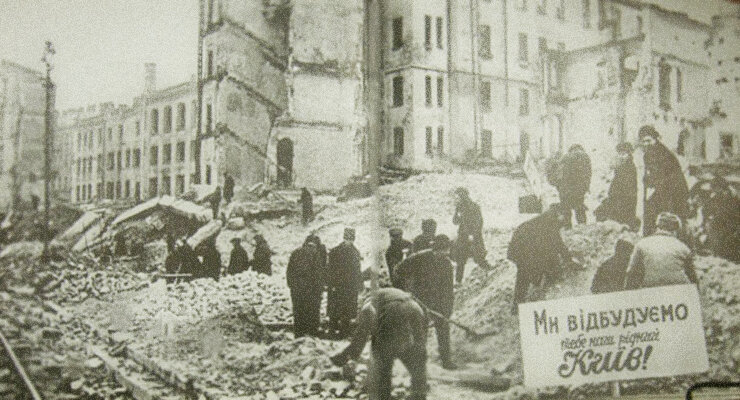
[518,284,709,388]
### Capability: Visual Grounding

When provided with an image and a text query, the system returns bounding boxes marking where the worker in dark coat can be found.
[327,228,363,338]
[411,219,437,253]
[164,239,183,284]
[639,125,690,236]
[304,233,327,279]
[385,228,412,286]
[595,143,638,228]
[227,237,249,275]
[508,204,573,307]
[704,177,740,262]
[299,188,314,225]
[223,173,235,204]
[286,238,324,337]
[451,187,489,284]
[330,288,428,400]
[591,239,634,294]
[250,234,273,275]
[394,235,457,370]
[558,144,592,227]
[209,186,222,220]
[177,242,201,282]
[199,239,222,281]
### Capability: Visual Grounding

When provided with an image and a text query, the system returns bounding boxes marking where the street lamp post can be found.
[42,41,55,261]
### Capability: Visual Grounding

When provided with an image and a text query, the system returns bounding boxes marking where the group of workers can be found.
[163,233,273,283]
[156,123,727,400]
[328,124,712,400]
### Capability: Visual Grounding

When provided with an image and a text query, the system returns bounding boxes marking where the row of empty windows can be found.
[423,15,445,50]
[149,174,196,198]
[391,0,601,57]
[75,171,197,203]
[74,141,195,179]
[75,181,142,202]
[516,0,594,28]
[149,142,192,166]
[392,77,529,114]
[391,126,445,157]
[76,122,142,151]
[392,75,445,108]
[150,102,190,135]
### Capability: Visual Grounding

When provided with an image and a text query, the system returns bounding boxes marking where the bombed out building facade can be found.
[61,0,736,204]
[0,60,50,209]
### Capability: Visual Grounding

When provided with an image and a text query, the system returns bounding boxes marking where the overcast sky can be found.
[0,0,723,110]
[0,0,198,110]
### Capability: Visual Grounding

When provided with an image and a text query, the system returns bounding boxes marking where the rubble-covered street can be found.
[1,170,738,399]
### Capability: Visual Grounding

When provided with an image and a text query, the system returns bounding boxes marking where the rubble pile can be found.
[450,222,740,398]
[74,269,368,397]
[0,249,149,305]
[0,205,83,244]
[44,264,149,304]
[0,293,129,399]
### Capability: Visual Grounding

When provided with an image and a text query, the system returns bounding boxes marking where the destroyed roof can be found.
[610,0,712,28]
[111,196,211,227]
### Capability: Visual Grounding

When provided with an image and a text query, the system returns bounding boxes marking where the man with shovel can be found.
[394,234,457,370]
[330,287,428,400]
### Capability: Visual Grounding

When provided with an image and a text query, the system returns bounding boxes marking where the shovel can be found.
[412,295,497,341]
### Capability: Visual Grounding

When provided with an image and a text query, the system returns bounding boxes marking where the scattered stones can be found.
[84,357,104,369]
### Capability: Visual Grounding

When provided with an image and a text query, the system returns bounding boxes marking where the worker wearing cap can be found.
[639,125,690,236]
[394,234,456,370]
[287,236,324,337]
[385,228,411,286]
[330,287,428,400]
[327,227,363,338]
[624,212,698,290]
[411,219,437,253]
[227,237,249,275]
[452,187,489,283]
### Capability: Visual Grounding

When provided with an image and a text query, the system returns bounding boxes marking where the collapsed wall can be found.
[267,0,367,191]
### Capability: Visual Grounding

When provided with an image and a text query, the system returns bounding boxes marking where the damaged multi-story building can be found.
[367,0,727,168]
[0,60,50,209]
[60,65,199,203]
[197,0,372,192]
[705,1,740,161]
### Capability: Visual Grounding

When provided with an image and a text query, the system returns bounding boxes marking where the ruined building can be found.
[61,65,199,203]
[62,1,733,205]
[200,0,727,194]
[366,0,725,169]
[198,0,371,192]
[0,60,49,209]
[705,2,740,161]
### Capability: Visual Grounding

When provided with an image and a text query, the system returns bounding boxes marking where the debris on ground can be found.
[1,170,737,400]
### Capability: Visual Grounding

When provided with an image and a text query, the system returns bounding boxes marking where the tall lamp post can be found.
[42,41,55,261]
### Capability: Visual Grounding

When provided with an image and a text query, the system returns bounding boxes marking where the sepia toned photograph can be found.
[0,0,738,399]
